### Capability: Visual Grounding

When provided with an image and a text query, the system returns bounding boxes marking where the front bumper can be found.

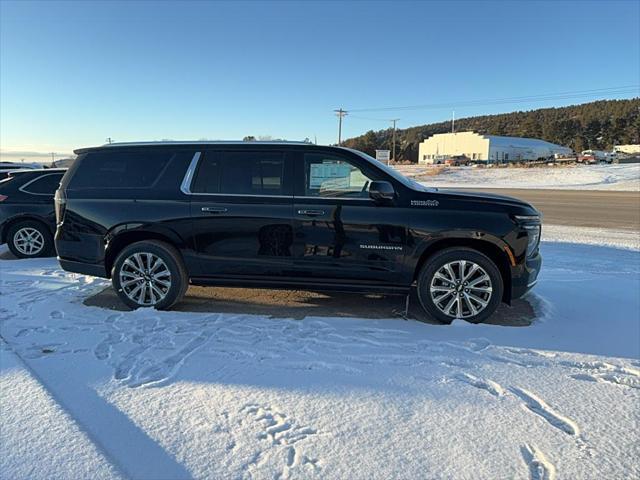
[511,251,542,299]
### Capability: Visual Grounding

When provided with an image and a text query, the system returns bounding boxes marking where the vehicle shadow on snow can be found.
[84,285,536,327]
[0,249,536,326]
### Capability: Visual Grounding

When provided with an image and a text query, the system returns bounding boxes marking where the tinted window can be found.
[192,151,285,195]
[21,173,64,195]
[191,154,221,194]
[304,153,373,198]
[69,150,176,189]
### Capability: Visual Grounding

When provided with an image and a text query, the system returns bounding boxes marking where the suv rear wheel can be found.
[7,220,54,259]
[417,247,503,324]
[112,240,188,310]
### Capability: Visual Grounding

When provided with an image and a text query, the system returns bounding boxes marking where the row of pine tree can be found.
[342,98,640,162]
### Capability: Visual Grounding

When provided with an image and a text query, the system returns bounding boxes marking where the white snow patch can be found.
[0,344,123,480]
[0,241,639,479]
[398,163,640,191]
[543,225,640,251]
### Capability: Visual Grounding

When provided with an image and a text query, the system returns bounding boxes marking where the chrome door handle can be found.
[297,209,325,216]
[201,206,228,214]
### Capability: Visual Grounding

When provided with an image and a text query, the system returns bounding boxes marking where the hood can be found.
[437,189,532,207]
[411,188,540,216]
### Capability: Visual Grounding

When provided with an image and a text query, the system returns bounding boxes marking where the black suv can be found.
[1,168,66,258]
[55,142,541,323]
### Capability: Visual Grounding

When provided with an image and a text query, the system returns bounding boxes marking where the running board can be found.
[189,276,410,295]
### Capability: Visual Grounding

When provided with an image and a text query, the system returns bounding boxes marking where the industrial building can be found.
[418,131,573,164]
[613,144,640,155]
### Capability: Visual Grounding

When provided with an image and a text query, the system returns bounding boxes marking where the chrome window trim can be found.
[189,192,293,199]
[18,173,64,196]
[180,151,201,194]
[295,196,373,202]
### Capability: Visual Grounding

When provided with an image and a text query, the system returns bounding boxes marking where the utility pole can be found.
[106,137,113,144]
[451,111,455,134]
[334,109,347,145]
[50,152,55,165]
[390,119,400,163]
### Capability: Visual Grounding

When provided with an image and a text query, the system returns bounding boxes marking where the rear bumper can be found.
[511,251,542,299]
[55,227,108,278]
[58,257,107,278]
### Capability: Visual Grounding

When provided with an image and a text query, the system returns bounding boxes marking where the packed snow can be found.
[542,225,640,251]
[395,163,640,191]
[1,237,639,479]
[0,345,122,480]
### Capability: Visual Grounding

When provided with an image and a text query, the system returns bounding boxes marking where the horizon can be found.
[1,0,639,161]
[1,97,638,163]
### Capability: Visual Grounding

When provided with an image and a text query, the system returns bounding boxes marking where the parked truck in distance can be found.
[579,150,615,164]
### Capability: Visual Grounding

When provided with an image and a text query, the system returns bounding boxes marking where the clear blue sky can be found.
[1,0,638,159]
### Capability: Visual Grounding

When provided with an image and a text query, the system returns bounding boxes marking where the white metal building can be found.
[613,144,640,155]
[418,131,573,164]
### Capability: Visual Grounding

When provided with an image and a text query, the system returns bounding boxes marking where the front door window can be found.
[303,153,373,198]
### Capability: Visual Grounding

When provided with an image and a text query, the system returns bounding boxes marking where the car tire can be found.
[7,220,54,259]
[111,240,188,310]
[417,247,503,324]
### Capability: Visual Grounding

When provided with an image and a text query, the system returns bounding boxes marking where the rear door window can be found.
[192,151,287,196]
[68,150,176,189]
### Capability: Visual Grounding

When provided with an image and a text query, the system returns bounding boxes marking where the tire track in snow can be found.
[521,444,556,480]
[127,327,216,387]
[455,373,505,397]
[563,360,640,389]
[571,373,640,390]
[509,387,580,436]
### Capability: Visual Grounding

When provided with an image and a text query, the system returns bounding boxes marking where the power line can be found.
[348,85,640,113]
[348,114,394,122]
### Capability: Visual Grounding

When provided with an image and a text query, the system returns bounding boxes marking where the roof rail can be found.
[99,140,314,147]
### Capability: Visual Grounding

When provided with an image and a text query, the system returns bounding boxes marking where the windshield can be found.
[347,148,431,192]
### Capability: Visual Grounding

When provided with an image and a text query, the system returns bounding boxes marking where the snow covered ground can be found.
[542,225,640,251]
[1,237,639,480]
[395,163,640,191]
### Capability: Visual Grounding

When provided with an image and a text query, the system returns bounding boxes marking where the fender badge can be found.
[411,200,439,207]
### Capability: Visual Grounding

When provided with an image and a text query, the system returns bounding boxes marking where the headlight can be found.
[524,224,541,257]
[514,215,541,257]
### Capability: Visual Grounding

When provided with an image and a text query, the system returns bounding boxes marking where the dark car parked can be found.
[55,142,541,323]
[1,169,66,258]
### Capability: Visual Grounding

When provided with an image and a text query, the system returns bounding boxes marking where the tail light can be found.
[54,189,66,225]
[0,194,7,202]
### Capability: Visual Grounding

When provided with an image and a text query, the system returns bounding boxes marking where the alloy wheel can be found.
[429,260,493,319]
[13,227,45,256]
[119,252,172,306]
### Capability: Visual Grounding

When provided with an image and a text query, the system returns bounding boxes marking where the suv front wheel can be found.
[112,240,188,310]
[417,247,503,324]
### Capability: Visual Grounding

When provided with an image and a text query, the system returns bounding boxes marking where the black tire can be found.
[6,220,54,259]
[111,240,188,310]
[417,247,503,324]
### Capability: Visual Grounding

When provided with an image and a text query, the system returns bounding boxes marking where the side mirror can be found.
[369,180,395,202]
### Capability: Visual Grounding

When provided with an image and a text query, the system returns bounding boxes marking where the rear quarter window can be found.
[67,149,178,189]
[20,173,64,195]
